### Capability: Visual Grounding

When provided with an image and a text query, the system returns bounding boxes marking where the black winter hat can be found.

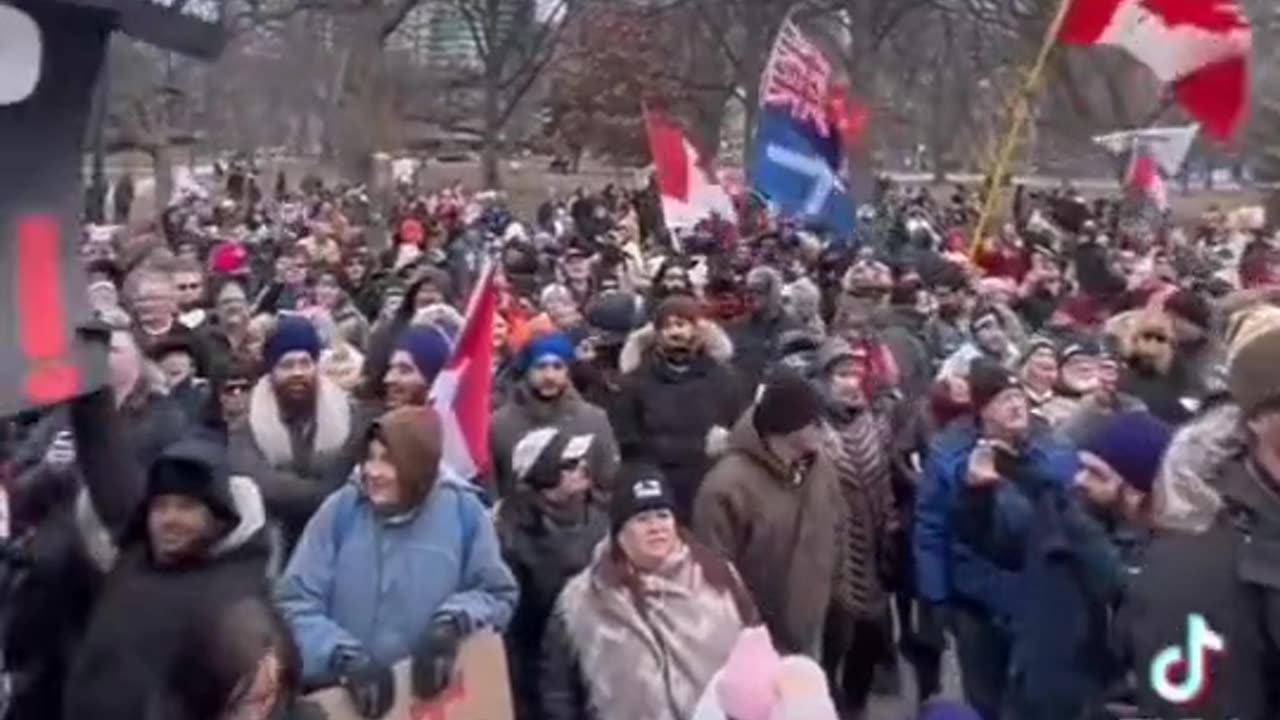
[610,463,676,535]
[753,368,825,437]
[1165,289,1213,331]
[968,358,1022,415]
[141,438,240,533]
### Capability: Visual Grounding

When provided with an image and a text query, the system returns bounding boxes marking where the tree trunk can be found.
[481,63,503,189]
[337,15,384,186]
[152,143,174,210]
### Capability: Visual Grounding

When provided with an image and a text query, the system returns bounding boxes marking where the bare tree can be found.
[450,0,573,187]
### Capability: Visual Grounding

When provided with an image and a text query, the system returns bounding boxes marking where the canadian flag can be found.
[430,263,496,484]
[1127,152,1168,210]
[1060,0,1252,141]
[645,109,737,231]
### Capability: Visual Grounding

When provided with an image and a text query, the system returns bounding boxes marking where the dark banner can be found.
[0,0,224,417]
[0,1,115,417]
[62,0,227,59]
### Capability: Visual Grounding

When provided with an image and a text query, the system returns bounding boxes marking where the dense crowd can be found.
[3,167,1280,720]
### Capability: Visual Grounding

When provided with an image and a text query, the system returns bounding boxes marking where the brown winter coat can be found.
[693,413,845,655]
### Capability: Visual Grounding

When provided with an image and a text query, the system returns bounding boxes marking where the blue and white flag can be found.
[752,106,856,238]
[752,19,855,238]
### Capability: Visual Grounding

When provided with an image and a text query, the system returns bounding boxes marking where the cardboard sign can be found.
[306,631,514,720]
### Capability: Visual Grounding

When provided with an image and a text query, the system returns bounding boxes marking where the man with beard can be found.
[490,333,619,498]
[383,325,453,410]
[612,295,744,522]
[648,260,694,310]
[729,266,803,393]
[232,315,356,548]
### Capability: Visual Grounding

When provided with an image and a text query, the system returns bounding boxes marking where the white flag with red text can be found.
[430,263,496,484]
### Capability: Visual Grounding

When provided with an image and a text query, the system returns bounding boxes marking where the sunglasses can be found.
[559,457,586,471]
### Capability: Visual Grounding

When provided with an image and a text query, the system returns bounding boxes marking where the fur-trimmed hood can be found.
[1150,401,1241,533]
[618,319,734,374]
[248,374,353,468]
[77,473,269,573]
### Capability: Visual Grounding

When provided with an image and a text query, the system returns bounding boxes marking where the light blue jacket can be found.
[275,472,519,682]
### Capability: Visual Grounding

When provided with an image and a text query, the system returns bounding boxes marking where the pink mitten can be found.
[716,627,782,720]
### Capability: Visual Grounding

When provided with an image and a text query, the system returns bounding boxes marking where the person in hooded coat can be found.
[612,296,745,523]
[61,388,274,720]
[275,405,517,719]
[495,429,609,720]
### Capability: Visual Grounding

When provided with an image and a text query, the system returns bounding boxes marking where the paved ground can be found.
[865,646,963,720]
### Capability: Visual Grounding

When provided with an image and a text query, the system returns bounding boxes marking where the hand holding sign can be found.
[307,631,513,720]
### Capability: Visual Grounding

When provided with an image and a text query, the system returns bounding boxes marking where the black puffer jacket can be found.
[62,391,273,720]
[495,491,608,720]
[610,322,746,523]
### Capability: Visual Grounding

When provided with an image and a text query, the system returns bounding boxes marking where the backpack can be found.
[330,485,479,555]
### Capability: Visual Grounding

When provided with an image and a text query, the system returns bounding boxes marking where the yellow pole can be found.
[969,0,1075,258]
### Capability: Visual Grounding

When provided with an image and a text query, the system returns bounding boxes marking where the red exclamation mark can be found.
[17,216,80,404]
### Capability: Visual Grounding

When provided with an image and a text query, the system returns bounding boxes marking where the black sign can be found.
[61,0,228,58]
[0,0,224,417]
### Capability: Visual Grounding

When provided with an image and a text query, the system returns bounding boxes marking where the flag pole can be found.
[969,0,1075,257]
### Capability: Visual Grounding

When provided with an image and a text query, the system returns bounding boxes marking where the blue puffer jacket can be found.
[913,419,1080,624]
[275,471,519,682]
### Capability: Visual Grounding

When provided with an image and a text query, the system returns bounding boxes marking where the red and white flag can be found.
[1127,152,1168,210]
[430,263,496,484]
[645,109,736,231]
[1060,0,1252,141]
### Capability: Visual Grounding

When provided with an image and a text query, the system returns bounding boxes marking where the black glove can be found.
[410,614,465,699]
[337,654,395,719]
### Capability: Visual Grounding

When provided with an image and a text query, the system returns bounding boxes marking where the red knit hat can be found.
[209,242,249,276]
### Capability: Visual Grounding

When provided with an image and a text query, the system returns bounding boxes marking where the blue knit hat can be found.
[264,315,321,369]
[518,332,575,375]
[395,325,453,384]
[919,700,982,720]
[1082,411,1173,494]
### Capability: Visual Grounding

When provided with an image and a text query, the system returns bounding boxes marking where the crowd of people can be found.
[2,168,1280,720]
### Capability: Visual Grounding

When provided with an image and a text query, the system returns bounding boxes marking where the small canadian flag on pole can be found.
[430,263,497,484]
[1127,152,1168,210]
[1059,0,1252,141]
[644,108,736,231]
